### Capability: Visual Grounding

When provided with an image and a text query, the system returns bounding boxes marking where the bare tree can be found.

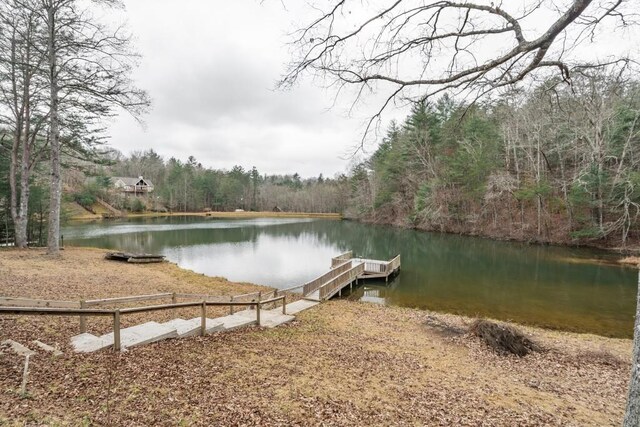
[282,0,635,140]
[34,0,149,254]
[0,0,48,248]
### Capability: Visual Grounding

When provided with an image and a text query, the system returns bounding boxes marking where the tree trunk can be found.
[624,271,640,426]
[9,132,21,247]
[15,56,33,249]
[46,3,61,255]
[8,26,24,248]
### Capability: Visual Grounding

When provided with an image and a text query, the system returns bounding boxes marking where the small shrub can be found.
[469,319,540,357]
[73,191,96,208]
[128,198,145,213]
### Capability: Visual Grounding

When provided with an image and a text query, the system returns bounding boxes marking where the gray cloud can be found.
[103,0,364,177]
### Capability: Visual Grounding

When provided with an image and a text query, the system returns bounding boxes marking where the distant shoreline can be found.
[66,211,342,221]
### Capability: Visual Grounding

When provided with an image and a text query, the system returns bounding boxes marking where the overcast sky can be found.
[105,1,380,178]
[104,0,638,178]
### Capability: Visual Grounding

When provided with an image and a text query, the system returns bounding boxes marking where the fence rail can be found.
[0,296,286,352]
[0,297,80,309]
[85,293,174,306]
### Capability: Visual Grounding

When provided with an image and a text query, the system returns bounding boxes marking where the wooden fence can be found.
[0,296,286,352]
[2,290,280,335]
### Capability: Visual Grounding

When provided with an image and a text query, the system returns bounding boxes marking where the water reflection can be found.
[63,217,637,337]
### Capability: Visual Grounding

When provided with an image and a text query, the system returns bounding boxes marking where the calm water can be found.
[62,217,637,338]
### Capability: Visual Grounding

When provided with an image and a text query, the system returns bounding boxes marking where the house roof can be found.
[112,177,154,187]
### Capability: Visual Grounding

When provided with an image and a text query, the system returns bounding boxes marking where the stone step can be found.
[214,313,258,331]
[71,321,179,353]
[235,309,295,328]
[260,310,295,328]
[71,333,112,353]
[163,318,201,337]
[283,299,320,315]
[181,317,224,335]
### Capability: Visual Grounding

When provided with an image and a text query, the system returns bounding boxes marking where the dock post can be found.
[282,295,286,315]
[113,310,121,352]
[256,300,261,326]
[200,301,207,336]
[230,296,234,315]
[79,300,86,333]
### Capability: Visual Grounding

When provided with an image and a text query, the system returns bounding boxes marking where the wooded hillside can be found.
[348,71,640,248]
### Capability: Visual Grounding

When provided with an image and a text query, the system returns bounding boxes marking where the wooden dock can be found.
[105,252,165,263]
[303,252,401,302]
[331,252,401,281]
[0,250,400,354]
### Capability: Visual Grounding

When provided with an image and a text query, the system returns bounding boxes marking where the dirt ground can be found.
[0,248,633,426]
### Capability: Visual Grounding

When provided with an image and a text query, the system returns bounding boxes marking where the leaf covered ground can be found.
[0,248,633,426]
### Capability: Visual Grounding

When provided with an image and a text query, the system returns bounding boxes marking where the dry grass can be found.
[0,248,633,426]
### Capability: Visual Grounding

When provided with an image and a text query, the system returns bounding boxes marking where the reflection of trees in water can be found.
[66,218,637,337]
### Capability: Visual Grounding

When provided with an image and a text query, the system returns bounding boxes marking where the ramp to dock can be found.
[303,254,401,302]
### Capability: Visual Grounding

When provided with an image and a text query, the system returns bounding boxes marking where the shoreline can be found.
[66,210,342,221]
[0,247,632,425]
[66,210,639,263]
[345,216,640,262]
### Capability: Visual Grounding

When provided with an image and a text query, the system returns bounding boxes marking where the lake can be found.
[62,216,637,338]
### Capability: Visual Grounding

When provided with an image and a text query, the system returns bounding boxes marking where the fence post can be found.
[113,310,121,352]
[79,300,86,333]
[282,295,286,315]
[200,301,207,336]
[171,292,177,303]
[256,298,261,326]
[230,296,234,315]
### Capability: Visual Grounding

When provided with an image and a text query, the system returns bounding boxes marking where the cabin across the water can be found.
[112,176,154,194]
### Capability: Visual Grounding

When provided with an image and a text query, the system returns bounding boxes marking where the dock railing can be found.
[386,254,401,273]
[303,261,353,296]
[319,262,365,301]
[330,251,353,268]
[0,296,286,352]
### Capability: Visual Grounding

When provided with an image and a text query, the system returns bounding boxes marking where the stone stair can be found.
[69,300,314,353]
[282,299,319,314]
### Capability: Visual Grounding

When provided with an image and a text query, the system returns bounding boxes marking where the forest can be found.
[349,71,640,248]
[67,151,349,214]
[2,69,640,249]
